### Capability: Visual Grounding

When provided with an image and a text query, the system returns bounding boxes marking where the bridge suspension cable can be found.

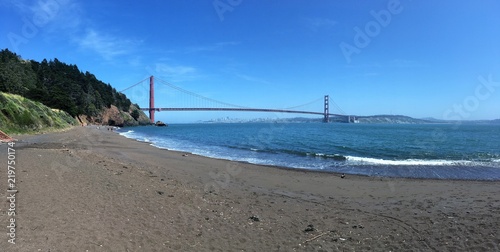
[330,99,346,115]
[156,78,338,113]
[119,77,149,93]
[284,97,323,110]
[155,77,249,109]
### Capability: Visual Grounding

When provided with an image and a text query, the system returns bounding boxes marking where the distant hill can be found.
[202,115,437,124]
[354,115,434,124]
[201,115,500,124]
[0,49,150,129]
[340,115,500,124]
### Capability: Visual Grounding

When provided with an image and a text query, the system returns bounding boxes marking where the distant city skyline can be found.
[1,0,499,123]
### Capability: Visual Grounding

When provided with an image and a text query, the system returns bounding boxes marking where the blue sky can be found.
[1,0,499,122]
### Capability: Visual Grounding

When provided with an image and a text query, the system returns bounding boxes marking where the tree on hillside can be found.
[131,109,140,120]
[0,48,136,118]
[0,50,36,96]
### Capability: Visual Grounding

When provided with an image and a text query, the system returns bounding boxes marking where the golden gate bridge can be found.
[121,76,352,123]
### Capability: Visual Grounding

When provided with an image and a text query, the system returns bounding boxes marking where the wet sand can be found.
[1,126,499,251]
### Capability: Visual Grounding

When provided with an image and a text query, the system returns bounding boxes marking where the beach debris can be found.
[340,173,346,179]
[304,230,333,243]
[333,237,349,242]
[156,190,164,195]
[249,216,260,222]
[304,224,315,232]
[352,224,364,229]
[182,154,189,157]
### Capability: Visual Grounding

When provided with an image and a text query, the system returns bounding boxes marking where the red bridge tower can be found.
[149,76,155,123]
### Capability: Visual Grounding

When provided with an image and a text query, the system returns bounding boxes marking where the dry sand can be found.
[0,126,499,251]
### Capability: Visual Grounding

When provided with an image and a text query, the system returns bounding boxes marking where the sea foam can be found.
[345,156,473,166]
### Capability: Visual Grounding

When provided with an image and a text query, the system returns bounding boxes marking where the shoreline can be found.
[1,126,499,251]
[116,133,500,183]
[118,126,500,182]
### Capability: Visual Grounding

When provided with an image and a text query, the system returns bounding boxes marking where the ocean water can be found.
[117,123,500,180]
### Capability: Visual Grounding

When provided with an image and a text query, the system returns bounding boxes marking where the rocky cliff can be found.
[77,104,150,127]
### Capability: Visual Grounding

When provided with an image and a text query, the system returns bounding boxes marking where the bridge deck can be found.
[140,107,346,117]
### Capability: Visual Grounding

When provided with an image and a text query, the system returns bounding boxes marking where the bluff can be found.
[0,49,150,129]
[0,92,77,134]
[77,104,150,127]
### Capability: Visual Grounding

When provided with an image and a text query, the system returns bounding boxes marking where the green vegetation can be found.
[0,92,77,134]
[131,109,140,121]
[0,48,149,131]
[0,48,131,116]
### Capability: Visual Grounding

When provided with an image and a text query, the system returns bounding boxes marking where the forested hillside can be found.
[0,49,149,127]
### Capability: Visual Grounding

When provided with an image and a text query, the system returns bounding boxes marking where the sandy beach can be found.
[1,126,499,251]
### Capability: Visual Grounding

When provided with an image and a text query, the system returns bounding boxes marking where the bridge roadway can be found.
[140,107,345,117]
